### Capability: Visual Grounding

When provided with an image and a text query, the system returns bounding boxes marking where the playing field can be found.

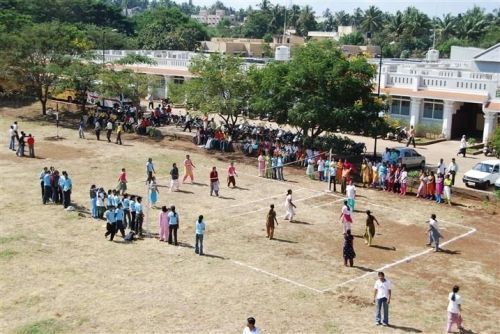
[0,106,499,334]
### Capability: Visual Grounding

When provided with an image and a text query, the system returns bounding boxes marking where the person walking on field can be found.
[115,122,123,145]
[94,120,101,141]
[446,285,464,333]
[170,163,180,192]
[364,210,380,246]
[106,120,113,142]
[266,204,278,239]
[427,213,442,252]
[194,215,205,255]
[146,158,155,184]
[209,166,220,197]
[104,206,117,241]
[458,135,467,157]
[346,180,356,211]
[158,206,169,242]
[340,200,353,234]
[343,229,356,267]
[373,271,392,326]
[117,168,127,195]
[183,154,195,184]
[227,162,238,188]
[284,189,296,222]
[406,125,416,148]
[78,117,85,139]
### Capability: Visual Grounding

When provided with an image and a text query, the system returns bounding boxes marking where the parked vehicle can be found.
[387,147,426,169]
[483,143,499,158]
[462,159,500,189]
[495,176,500,190]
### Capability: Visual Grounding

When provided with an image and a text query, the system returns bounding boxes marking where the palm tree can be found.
[387,11,405,41]
[433,13,457,40]
[297,5,317,36]
[334,10,350,26]
[351,7,363,27]
[361,5,384,33]
[402,7,431,37]
[456,6,488,41]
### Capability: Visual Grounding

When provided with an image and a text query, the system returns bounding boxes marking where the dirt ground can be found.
[0,104,499,334]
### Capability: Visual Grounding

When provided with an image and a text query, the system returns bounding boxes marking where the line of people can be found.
[7,121,36,158]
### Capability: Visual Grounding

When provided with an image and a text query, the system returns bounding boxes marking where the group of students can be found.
[40,167,73,209]
[7,121,36,158]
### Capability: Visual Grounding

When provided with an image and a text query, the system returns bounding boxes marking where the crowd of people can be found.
[39,166,73,209]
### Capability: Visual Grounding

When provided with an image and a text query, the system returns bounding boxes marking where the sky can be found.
[182,0,499,17]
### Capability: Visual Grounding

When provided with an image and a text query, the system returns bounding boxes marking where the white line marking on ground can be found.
[312,198,345,208]
[322,226,477,292]
[231,260,323,294]
[227,188,307,208]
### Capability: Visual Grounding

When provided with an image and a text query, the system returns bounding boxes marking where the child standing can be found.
[158,206,169,242]
[104,206,117,241]
[194,215,205,255]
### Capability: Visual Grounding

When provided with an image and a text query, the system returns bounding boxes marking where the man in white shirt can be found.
[373,272,392,326]
[437,158,446,175]
[346,181,357,211]
[242,317,261,334]
[447,158,458,185]
[106,120,113,142]
[458,135,467,157]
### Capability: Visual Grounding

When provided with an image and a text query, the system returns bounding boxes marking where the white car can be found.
[495,176,500,190]
[462,159,500,189]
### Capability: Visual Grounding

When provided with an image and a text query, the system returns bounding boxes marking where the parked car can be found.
[495,176,500,190]
[385,147,426,169]
[462,159,500,189]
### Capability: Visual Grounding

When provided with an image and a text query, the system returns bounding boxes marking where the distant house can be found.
[307,26,357,41]
[191,10,236,27]
[200,38,266,57]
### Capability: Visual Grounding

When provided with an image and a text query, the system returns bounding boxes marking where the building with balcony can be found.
[376,44,500,143]
[191,9,236,27]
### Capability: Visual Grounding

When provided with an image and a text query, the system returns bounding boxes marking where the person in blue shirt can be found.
[114,203,126,238]
[194,215,205,256]
[135,197,144,236]
[271,156,277,180]
[129,195,136,232]
[276,155,284,181]
[90,185,98,218]
[42,170,52,204]
[168,205,180,245]
[106,190,113,209]
[378,163,387,190]
[61,171,72,208]
[146,158,155,184]
[104,206,117,241]
[122,194,130,229]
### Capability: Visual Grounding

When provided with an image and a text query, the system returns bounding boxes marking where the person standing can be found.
[406,125,416,148]
[194,215,205,255]
[115,122,123,145]
[104,206,117,241]
[317,156,325,181]
[257,153,265,177]
[106,119,113,142]
[435,173,444,203]
[169,163,180,192]
[135,197,144,236]
[209,166,220,196]
[446,285,464,333]
[373,271,392,326]
[276,155,284,181]
[343,229,356,267]
[115,203,126,238]
[168,205,179,245]
[329,160,337,192]
[458,135,467,157]
[364,210,380,246]
[183,112,192,132]
[94,120,101,141]
[266,204,278,239]
[42,170,52,204]
[427,214,443,252]
[361,159,370,187]
[62,171,72,209]
[447,158,458,186]
[437,158,446,176]
[227,162,238,188]
[122,194,130,228]
[284,189,296,222]
[158,206,169,242]
[242,317,261,334]
[90,185,98,218]
[346,181,356,211]
[443,174,453,205]
[39,167,47,201]
[26,134,35,158]
[128,195,136,230]
[149,177,159,208]
[306,158,315,180]
[378,162,387,190]
[265,154,272,178]
[399,166,408,196]
[117,168,127,195]
[182,154,195,184]
[78,117,85,139]
[8,125,16,151]
[339,200,353,234]
[16,131,26,157]
[146,158,155,184]
[147,94,154,109]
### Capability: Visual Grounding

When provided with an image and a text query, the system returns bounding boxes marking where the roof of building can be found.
[307,31,338,38]
[378,87,489,104]
[474,43,500,63]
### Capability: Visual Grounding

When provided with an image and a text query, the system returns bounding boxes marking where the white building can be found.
[191,9,236,27]
[376,44,500,143]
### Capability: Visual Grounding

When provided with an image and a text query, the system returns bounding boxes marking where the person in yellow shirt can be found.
[115,123,123,145]
[443,174,453,205]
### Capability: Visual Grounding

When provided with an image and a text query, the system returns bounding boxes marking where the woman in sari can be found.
[427,171,436,200]
[416,169,427,198]
[361,159,370,187]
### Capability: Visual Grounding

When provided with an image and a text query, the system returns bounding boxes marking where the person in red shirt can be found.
[227,162,238,188]
[26,134,35,158]
[117,168,127,195]
[209,166,219,197]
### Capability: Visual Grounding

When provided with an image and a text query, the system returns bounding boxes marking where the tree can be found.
[297,5,317,36]
[250,41,377,140]
[361,6,384,33]
[98,69,157,106]
[0,21,90,115]
[57,61,101,112]
[182,54,251,131]
[339,32,365,45]
[334,10,350,26]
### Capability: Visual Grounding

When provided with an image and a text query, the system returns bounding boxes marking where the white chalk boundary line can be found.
[322,226,477,292]
[231,260,324,294]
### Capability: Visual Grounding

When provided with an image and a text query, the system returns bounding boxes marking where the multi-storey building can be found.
[191,9,236,27]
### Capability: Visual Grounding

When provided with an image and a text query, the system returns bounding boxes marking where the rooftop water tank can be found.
[426,49,439,62]
[275,45,290,61]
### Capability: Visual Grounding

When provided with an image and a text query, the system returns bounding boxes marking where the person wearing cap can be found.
[242,317,261,334]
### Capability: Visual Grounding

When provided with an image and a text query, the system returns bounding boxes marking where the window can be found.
[423,99,444,120]
[390,96,411,116]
